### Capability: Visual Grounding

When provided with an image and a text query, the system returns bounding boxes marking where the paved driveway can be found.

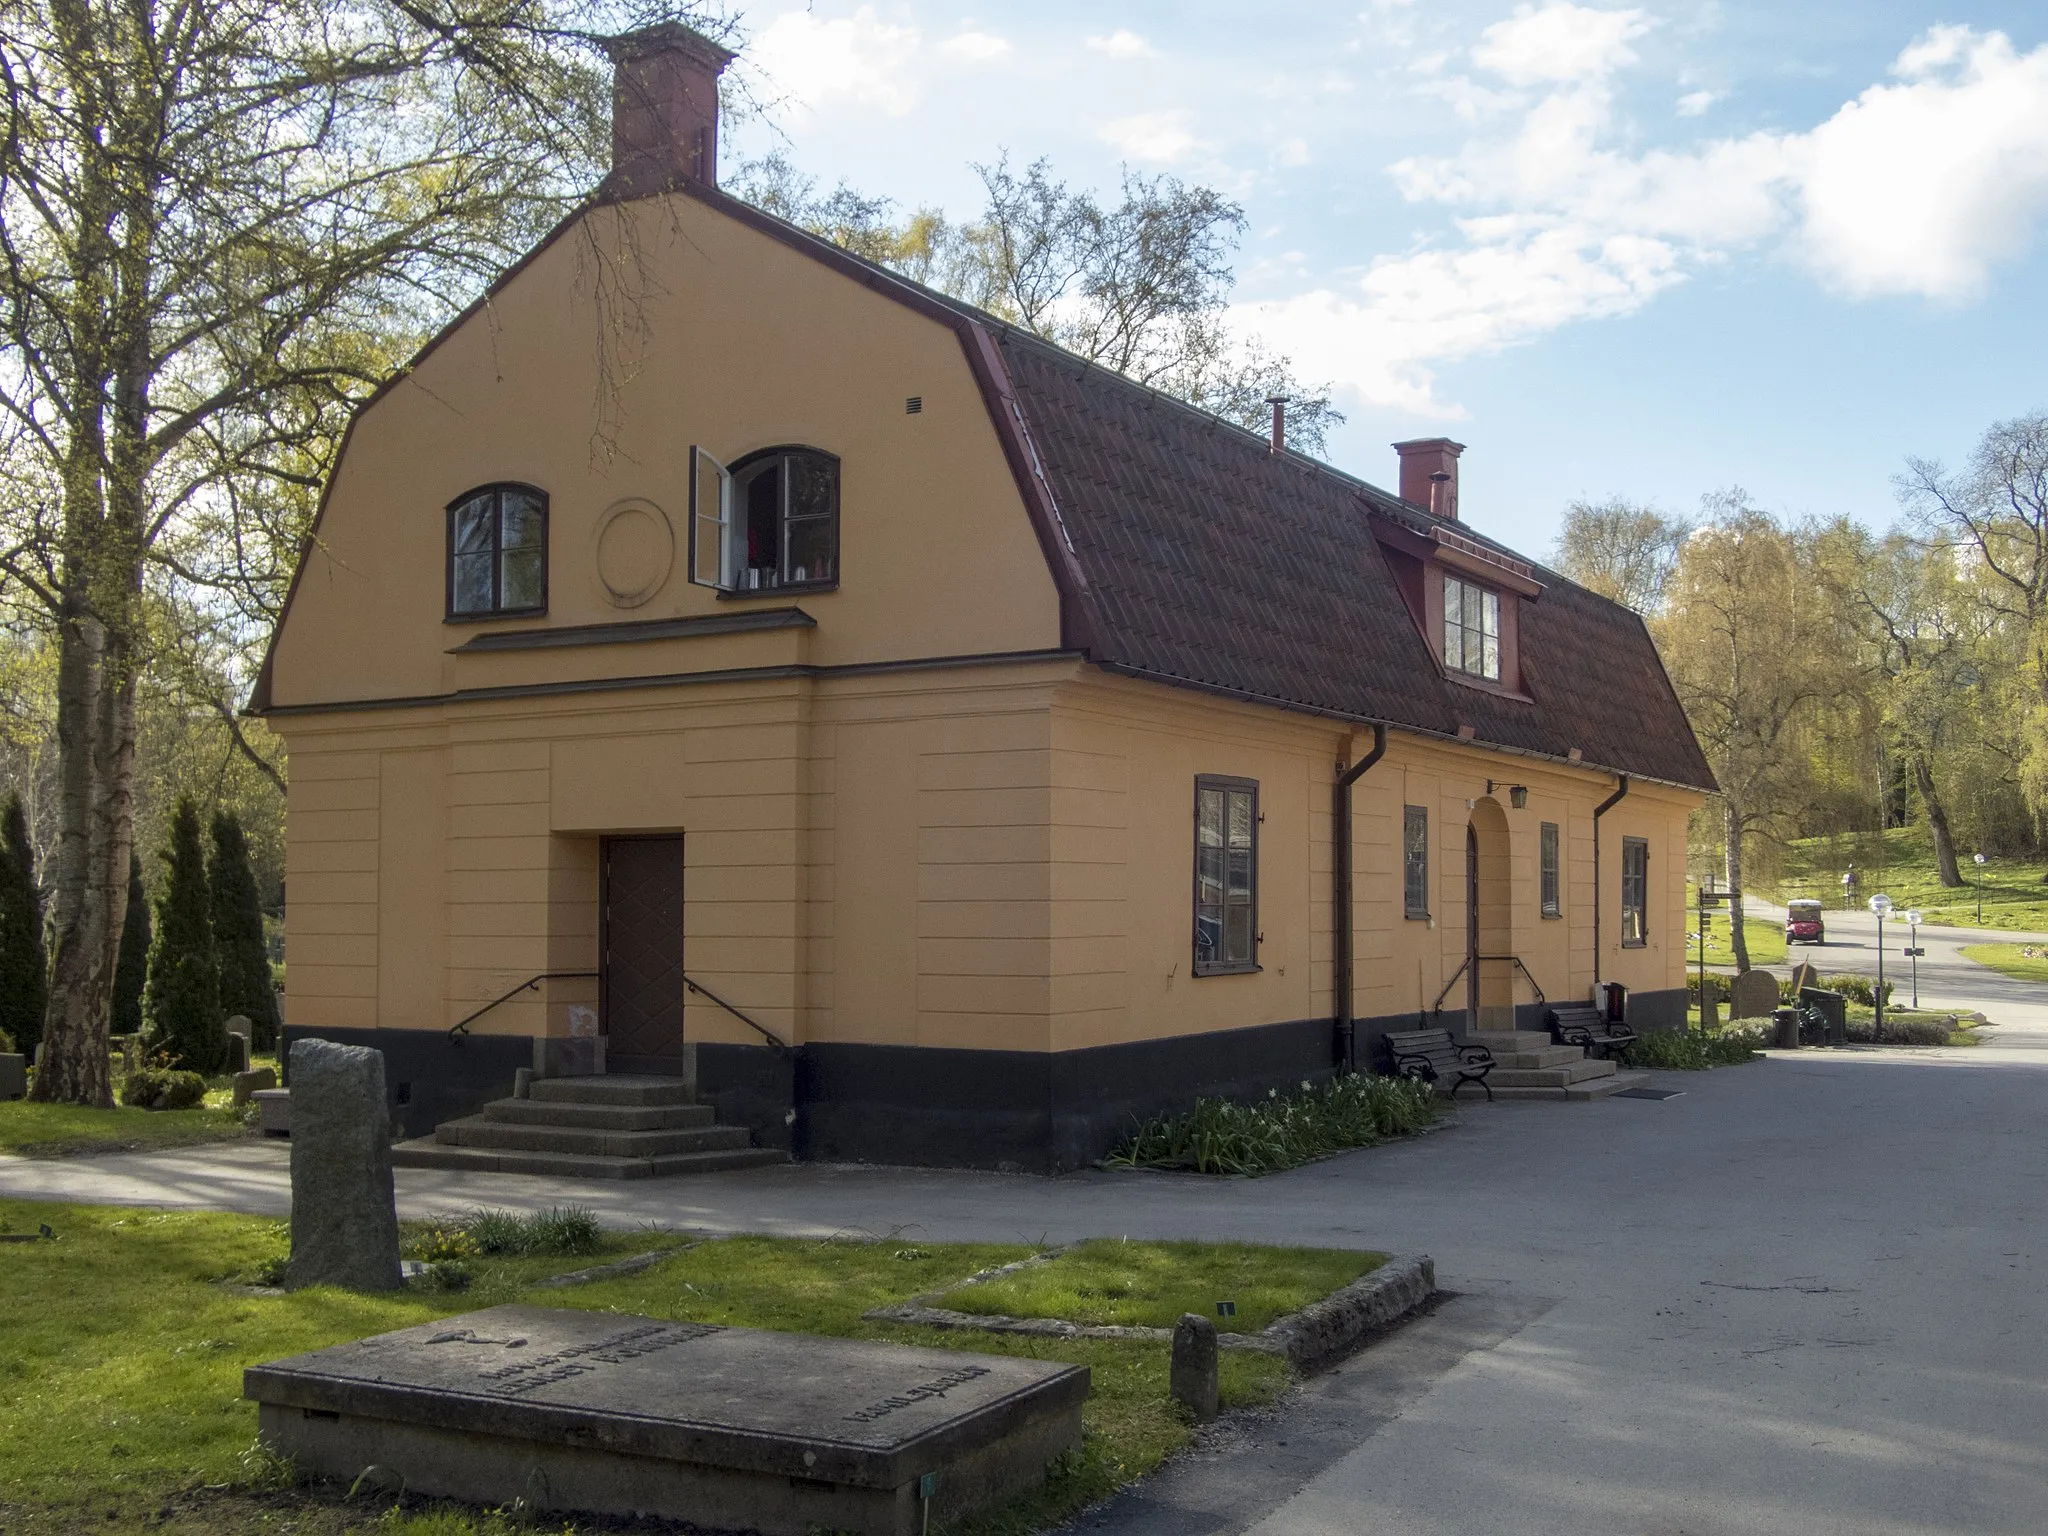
[9,1033,2048,1533]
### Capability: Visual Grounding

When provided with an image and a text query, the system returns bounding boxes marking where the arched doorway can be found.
[1466,797,1515,1032]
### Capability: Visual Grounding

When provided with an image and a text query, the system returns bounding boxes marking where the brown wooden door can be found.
[601,836,686,1074]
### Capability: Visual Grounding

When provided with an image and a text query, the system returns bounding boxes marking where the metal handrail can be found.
[1430,954,1546,1028]
[447,972,597,1043]
[445,968,789,1054]
[684,974,789,1053]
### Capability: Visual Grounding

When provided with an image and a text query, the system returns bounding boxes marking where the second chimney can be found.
[1394,438,1466,521]
[604,24,736,199]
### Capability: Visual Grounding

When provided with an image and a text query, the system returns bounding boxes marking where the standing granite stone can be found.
[285,1038,401,1292]
[1170,1312,1219,1422]
[1730,969,1779,1021]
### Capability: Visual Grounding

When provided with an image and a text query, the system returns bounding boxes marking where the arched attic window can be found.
[447,484,548,619]
[690,446,839,595]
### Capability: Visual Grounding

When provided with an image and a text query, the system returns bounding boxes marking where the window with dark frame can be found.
[1621,836,1649,947]
[1194,776,1258,973]
[447,484,547,619]
[1540,821,1561,917]
[1403,805,1430,919]
[690,446,839,594]
[1442,573,1501,680]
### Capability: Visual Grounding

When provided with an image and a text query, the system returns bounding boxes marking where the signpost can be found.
[1975,852,1988,925]
[1904,910,1923,1009]
[1869,893,1893,1042]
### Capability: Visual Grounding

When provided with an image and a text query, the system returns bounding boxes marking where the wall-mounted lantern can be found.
[1487,779,1530,809]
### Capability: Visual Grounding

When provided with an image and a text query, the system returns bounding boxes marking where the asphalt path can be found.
[8,1032,2048,1532]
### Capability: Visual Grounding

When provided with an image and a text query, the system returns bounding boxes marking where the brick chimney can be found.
[1394,438,1466,521]
[603,24,735,198]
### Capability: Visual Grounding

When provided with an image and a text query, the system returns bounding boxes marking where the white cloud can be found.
[1086,29,1153,59]
[1099,110,1202,165]
[750,7,925,117]
[1676,89,1717,116]
[940,30,1011,64]
[1471,2,1652,87]
[1241,24,2048,415]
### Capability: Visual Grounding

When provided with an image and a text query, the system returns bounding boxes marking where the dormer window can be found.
[1442,574,1499,681]
[691,445,839,594]
[447,484,547,619]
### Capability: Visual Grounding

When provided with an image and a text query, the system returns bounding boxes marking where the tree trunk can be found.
[1913,755,1963,887]
[1724,799,1750,973]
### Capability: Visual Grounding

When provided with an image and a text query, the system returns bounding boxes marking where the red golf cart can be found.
[1785,898,1826,945]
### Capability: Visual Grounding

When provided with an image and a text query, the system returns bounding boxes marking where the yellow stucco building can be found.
[253,26,1713,1171]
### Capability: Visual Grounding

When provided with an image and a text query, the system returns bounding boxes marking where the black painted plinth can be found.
[247,1304,1087,1535]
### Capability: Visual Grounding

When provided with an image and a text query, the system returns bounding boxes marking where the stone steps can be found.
[390,1073,786,1179]
[433,1115,753,1159]
[389,1141,788,1179]
[1488,1055,1617,1088]
[1489,1043,1583,1070]
[482,1099,716,1131]
[1487,1070,1653,1102]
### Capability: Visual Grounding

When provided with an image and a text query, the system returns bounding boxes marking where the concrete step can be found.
[434,1116,752,1158]
[1489,1044,1583,1070]
[1488,1057,1617,1088]
[1484,1070,1656,1102]
[1468,1030,1551,1052]
[390,1140,788,1179]
[528,1075,695,1107]
[482,1098,716,1131]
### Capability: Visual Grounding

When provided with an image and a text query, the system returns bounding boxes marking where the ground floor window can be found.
[1195,776,1258,973]
[1621,836,1648,946]
[1403,805,1430,918]
[1540,821,1561,917]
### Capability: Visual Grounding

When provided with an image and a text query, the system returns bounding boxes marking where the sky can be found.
[718,1,2048,559]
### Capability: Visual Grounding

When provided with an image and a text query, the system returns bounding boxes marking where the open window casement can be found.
[689,445,733,589]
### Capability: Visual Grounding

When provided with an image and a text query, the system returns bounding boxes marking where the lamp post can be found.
[1975,852,1987,925]
[1869,893,1892,1042]
[1904,910,1922,1009]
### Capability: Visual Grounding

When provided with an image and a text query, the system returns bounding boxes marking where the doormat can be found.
[1612,1087,1684,1101]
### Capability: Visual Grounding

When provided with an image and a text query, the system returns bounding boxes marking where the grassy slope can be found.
[1959,943,2048,982]
[943,1239,1384,1333]
[1769,826,2048,932]
[0,1203,1305,1536]
[0,1094,251,1157]
[1681,897,1789,968]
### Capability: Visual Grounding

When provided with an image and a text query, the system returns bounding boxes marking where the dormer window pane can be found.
[1444,574,1500,681]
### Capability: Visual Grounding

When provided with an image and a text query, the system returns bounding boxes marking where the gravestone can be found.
[224,1030,251,1074]
[0,1053,23,1100]
[1788,961,1820,997]
[1699,978,1721,1032]
[1170,1313,1219,1422]
[1730,969,1779,1021]
[232,1066,277,1106]
[283,1038,400,1292]
[246,1304,1088,1536]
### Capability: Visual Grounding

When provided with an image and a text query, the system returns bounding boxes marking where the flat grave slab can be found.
[246,1304,1087,1536]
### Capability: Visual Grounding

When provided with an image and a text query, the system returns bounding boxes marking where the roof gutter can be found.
[1333,722,1390,1074]
[1592,774,1630,982]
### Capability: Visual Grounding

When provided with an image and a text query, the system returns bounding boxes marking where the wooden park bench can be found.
[1385,1028,1497,1101]
[1547,1003,1638,1060]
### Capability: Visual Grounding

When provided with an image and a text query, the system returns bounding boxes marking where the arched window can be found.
[689,447,838,594]
[447,484,547,619]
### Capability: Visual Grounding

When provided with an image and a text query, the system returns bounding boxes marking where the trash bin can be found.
[1772,1007,1801,1050]
[1799,987,1846,1046]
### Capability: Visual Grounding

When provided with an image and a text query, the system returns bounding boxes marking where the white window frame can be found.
[1442,573,1501,681]
[689,444,734,590]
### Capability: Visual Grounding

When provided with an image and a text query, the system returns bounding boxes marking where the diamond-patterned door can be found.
[601,836,686,1073]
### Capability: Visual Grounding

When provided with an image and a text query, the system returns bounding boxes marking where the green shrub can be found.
[119,1067,208,1109]
[1822,974,1894,1008]
[209,810,281,1051]
[144,798,225,1074]
[460,1204,603,1256]
[1625,1028,1765,1070]
[0,793,46,1061]
[1107,1073,1441,1176]
[1845,1015,1954,1045]
[0,1025,13,1053]
[405,1225,480,1263]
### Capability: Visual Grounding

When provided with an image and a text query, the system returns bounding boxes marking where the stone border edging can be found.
[863,1253,1436,1371]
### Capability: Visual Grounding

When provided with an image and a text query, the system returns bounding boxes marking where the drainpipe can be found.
[1333,722,1390,1074]
[1592,774,1630,995]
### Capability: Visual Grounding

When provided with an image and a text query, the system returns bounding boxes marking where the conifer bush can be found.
[144,799,225,1074]
[112,852,149,1038]
[0,794,46,1060]
[208,811,279,1050]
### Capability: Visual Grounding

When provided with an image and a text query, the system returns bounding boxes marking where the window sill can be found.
[1621,940,1647,949]
[716,581,838,601]
[1541,910,1563,920]
[1442,669,1534,704]
[1404,912,1431,923]
[1193,963,1263,978]
[445,605,547,625]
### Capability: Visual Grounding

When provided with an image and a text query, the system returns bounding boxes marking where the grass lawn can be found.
[940,1239,1385,1334]
[1769,826,2048,932]
[0,1201,1311,1536]
[1682,895,1787,968]
[0,1092,251,1158]
[1960,942,2048,983]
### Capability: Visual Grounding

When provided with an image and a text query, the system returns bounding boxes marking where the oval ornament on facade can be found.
[592,500,674,608]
